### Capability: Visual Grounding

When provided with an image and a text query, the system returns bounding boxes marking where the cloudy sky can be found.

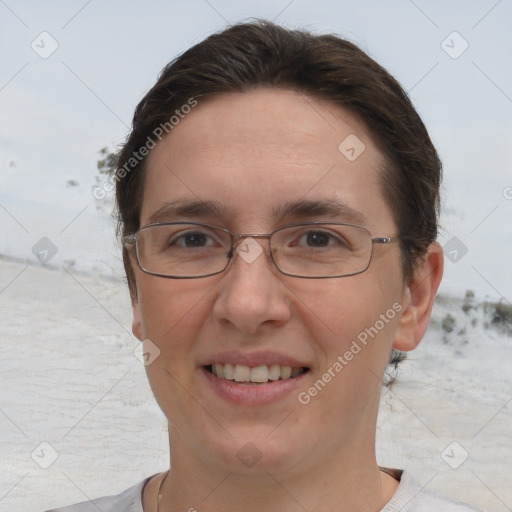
[1,0,511,300]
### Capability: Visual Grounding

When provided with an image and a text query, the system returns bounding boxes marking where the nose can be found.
[212,237,292,335]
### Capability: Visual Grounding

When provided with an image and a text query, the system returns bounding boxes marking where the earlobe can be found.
[131,291,143,341]
[393,242,444,352]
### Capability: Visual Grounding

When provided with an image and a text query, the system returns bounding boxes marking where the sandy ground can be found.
[0,259,510,512]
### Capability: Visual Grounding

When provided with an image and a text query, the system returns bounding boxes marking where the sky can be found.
[0,0,511,301]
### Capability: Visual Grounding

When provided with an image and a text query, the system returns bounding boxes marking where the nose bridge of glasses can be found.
[233,232,272,239]
[231,232,272,249]
[227,232,273,262]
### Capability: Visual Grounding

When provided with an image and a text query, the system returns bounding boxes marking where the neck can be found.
[152,434,397,512]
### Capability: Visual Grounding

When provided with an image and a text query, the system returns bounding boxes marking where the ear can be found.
[131,289,143,341]
[393,242,444,351]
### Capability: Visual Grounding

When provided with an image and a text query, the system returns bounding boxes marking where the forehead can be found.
[141,88,393,231]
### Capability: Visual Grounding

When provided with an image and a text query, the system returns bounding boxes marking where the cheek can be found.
[136,276,218,429]
[136,275,216,393]
[293,270,403,380]
[295,272,398,334]
[137,276,211,340]
[294,278,402,420]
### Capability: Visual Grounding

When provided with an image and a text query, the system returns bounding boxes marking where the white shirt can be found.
[45,470,484,511]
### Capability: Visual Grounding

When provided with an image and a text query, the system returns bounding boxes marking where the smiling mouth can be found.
[205,363,309,384]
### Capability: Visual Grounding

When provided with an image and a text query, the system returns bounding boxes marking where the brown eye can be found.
[305,232,330,247]
[174,231,212,247]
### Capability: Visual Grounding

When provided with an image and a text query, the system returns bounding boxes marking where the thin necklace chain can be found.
[156,471,169,512]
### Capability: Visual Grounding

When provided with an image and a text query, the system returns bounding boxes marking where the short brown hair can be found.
[114,19,441,294]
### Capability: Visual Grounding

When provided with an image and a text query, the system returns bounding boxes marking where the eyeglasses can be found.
[123,222,399,279]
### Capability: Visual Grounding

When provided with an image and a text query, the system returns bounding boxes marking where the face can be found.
[131,89,411,475]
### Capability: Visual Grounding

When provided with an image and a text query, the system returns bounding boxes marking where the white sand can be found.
[0,259,510,511]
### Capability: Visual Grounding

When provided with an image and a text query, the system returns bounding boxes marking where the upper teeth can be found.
[211,363,304,383]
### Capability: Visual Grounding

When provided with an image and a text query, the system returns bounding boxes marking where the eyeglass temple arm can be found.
[372,236,400,244]
[123,234,136,245]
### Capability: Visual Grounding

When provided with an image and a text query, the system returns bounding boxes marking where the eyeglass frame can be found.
[123,221,400,280]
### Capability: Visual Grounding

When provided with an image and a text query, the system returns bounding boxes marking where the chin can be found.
[192,426,310,476]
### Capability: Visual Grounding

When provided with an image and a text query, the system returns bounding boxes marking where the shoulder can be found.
[43,475,154,512]
[382,470,485,512]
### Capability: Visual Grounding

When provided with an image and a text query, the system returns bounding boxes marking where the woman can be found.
[47,20,482,512]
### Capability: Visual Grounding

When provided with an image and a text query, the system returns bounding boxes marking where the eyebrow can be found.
[146,198,367,226]
[146,199,228,224]
[273,199,368,226]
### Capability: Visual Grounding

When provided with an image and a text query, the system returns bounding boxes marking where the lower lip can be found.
[200,367,308,405]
